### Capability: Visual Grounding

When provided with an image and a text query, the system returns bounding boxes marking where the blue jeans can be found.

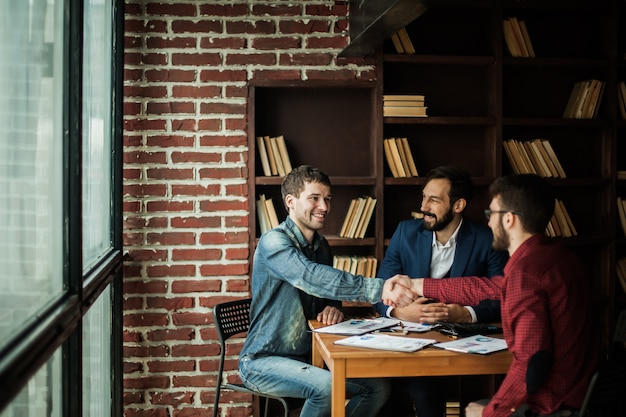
[240,355,390,417]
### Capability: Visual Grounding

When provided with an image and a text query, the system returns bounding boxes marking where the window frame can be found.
[0,0,124,414]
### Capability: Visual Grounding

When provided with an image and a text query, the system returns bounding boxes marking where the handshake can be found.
[381,275,425,308]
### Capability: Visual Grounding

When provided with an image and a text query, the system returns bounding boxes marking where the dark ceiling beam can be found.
[339,0,430,57]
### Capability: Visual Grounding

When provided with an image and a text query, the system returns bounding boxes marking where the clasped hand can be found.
[381,274,420,308]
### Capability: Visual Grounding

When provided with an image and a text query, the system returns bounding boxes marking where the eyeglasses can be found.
[484,210,524,220]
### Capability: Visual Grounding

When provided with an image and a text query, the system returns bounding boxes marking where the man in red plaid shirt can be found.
[412,174,599,417]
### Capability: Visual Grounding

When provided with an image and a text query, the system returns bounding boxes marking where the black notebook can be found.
[433,322,503,338]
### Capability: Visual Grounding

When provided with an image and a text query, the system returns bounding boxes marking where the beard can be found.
[423,207,454,232]
[492,220,509,251]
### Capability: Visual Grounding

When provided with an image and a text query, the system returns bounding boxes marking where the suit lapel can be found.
[450,222,474,276]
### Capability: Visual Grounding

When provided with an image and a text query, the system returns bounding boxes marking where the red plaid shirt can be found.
[424,234,599,417]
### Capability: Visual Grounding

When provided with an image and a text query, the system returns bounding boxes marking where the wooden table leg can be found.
[312,333,323,368]
[332,358,346,417]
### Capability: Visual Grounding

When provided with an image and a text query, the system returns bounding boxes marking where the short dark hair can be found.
[281,165,331,205]
[424,165,474,205]
[489,174,554,234]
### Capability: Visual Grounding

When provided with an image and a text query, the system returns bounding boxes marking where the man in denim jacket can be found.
[239,165,417,417]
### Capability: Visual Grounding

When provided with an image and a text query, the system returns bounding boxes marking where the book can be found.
[275,135,293,174]
[590,80,605,119]
[509,17,530,57]
[503,140,523,174]
[355,197,377,238]
[383,100,425,107]
[265,197,280,229]
[558,199,577,236]
[434,335,508,355]
[541,140,566,178]
[399,137,419,177]
[617,197,626,237]
[346,197,368,238]
[256,198,269,234]
[519,19,535,57]
[395,138,413,178]
[524,141,553,178]
[502,18,522,57]
[257,194,272,234]
[385,138,407,177]
[396,27,415,54]
[334,333,437,352]
[383,94,425,101]
[619,82,626,120]
[552,199,570,237]
[390,32,405,54]
[617,258,626,295]
[383,138,401,178]
[338,199,358,237]
[263,135,278,176]
[581,79,600,119]
[269,136,286,176]
[256,136,272,176]
[532,139,560,178]
[512,140,537,174]
[523,141,550,177]
[333,255,378,278]
[383,106,428,117]
[314,317,400,335]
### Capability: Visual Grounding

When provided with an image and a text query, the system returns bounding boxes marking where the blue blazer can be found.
[374,218,508,322]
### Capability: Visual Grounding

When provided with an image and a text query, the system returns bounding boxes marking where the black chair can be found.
[212,298,298,417]
[579,309,626,417]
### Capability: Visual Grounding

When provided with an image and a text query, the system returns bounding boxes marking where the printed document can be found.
[313,318,399,335]
[334,333,437,352]
[434,335,508,355]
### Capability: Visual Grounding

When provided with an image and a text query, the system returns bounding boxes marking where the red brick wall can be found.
[122,1,377,416]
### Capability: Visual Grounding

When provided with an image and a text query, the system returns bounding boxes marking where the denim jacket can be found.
[240,217,384,361]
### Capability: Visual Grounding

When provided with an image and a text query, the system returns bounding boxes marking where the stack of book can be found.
[618,81,626,120]
[503,17,535,57]
[256,194,280,234]
[502,139,566,178]
[390,27,415,54]
[256,135,293,176]
[383,137,419,178]
[338,196,377,239]
[383,94,428,117]
[616,257,626,296]
[563,79,605,119]
[545,199,577,238]
[333,255,378,278]
[617,197,626,237]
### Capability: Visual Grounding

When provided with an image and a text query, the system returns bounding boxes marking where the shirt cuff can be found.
[465,306,477,323]
[385,306,394,318]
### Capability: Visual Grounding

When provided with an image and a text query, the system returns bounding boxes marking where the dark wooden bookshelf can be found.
[378,0,623,333]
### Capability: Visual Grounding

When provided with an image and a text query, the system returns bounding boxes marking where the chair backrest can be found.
[580,309,626,416]
[214,298,252,344]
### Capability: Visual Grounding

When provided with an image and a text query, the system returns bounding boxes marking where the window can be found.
[0,0,64,355]
[0,0,123,415]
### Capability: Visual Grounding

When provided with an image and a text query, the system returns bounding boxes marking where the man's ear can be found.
[285,194,294,211]
[453,198,466,213]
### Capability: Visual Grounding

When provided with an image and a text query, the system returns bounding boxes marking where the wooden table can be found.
[309,320,512,417]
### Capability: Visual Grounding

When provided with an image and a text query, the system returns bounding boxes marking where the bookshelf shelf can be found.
[384,116,495,126]
[503,57,609,68]
[384,54,495,66]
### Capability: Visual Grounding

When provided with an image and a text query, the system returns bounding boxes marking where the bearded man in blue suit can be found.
[375,166,508,417]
